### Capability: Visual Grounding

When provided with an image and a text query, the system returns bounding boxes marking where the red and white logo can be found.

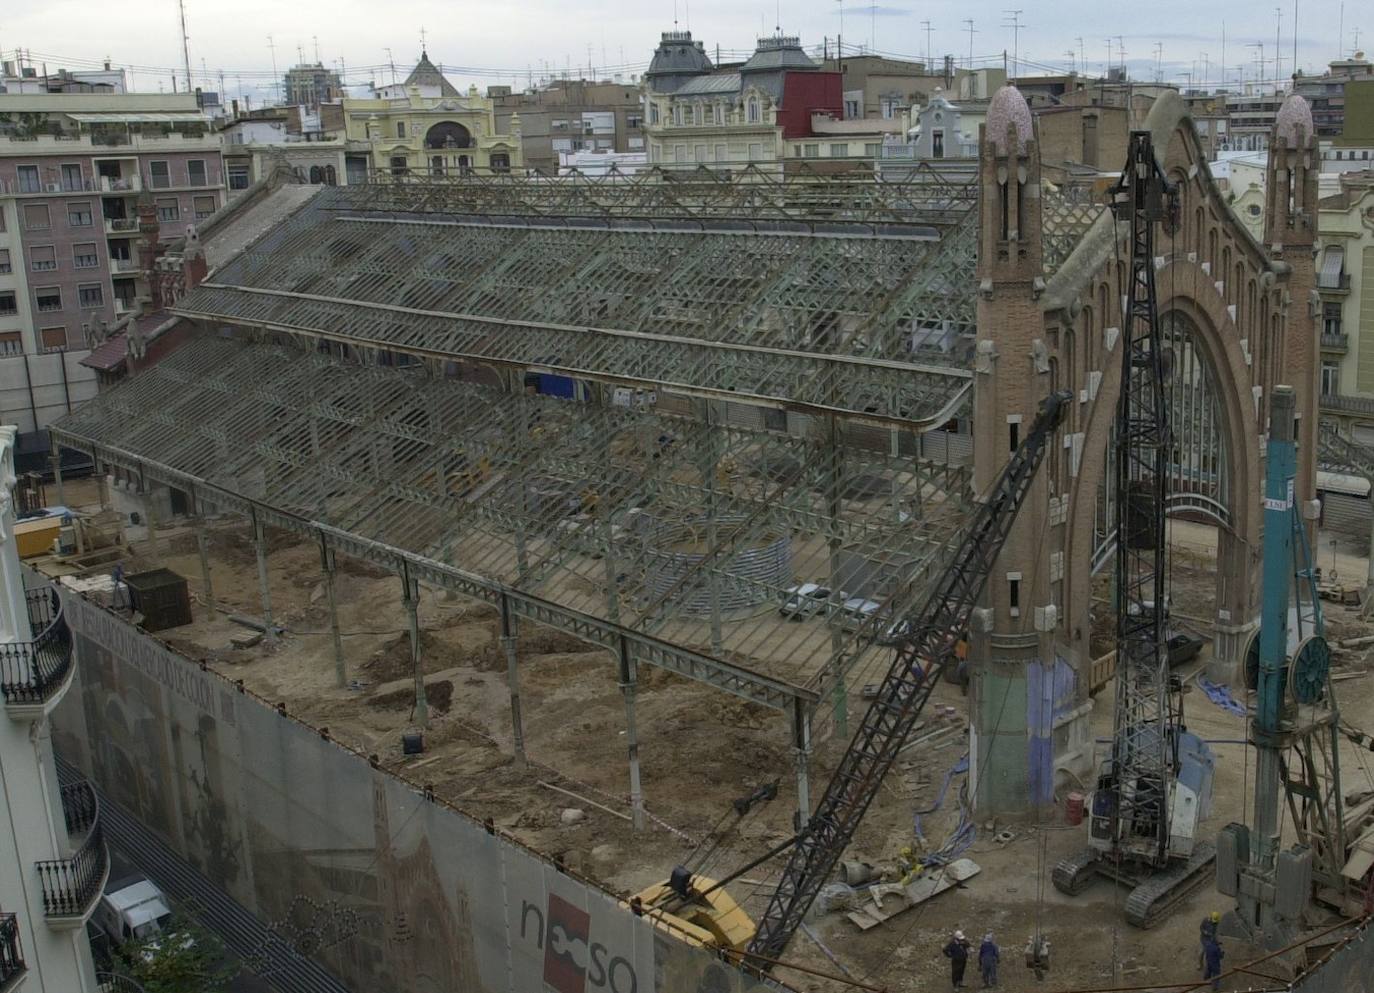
[544,894,591,993]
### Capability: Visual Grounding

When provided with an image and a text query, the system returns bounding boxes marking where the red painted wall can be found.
[778,72,843,139]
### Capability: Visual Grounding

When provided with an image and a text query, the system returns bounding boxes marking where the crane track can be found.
[1123,842,1217,929]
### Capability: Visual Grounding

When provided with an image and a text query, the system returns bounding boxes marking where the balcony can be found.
[0,914,25,990]
[1321,333,1349,352]
[0,586,74,719]
[1321,393,1374,415]
[110,258,141,275]
[99,175,142,194]
[1318,273,1352,294]
[35,787,106,927]
[104,218,139,237]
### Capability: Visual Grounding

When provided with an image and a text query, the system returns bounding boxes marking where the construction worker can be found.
[1202,935,1224,991]
[979,933,1000,988]
[1199,910,1220,968]
[942,930,971,990]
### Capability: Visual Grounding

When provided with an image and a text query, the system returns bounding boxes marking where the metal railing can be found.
[97,973,148,993]
[1321,333,1349,351]
[35,818,106,919]
[0,587,73,707]
[60,779,97,838]
[1321,393,1374,415]
[0,914,25,987]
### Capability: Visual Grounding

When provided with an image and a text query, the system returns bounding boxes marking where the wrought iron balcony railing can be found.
[35,818,107,921]
[60,779,97,839]
[0,587,74,709]
[0,913,25,988]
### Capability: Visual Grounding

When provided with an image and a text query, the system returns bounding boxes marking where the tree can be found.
[120,916,237,993]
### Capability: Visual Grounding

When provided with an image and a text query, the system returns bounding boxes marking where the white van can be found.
[94,875,173,948]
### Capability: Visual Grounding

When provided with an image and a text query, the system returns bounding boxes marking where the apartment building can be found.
[491,79,644,173]
[282,62,343,110]
[0,92,222,355]
[1316,171,1374,440]
[0,424,105,992]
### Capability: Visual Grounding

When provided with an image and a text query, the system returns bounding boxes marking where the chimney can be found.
[182,227,208,292]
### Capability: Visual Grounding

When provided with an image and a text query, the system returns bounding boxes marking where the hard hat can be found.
[954,930,966,941]
[1210,911,1221,923]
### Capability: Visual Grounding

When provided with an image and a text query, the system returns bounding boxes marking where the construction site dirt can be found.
[55,481,1374,993]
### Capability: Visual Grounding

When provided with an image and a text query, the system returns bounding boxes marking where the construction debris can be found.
[845,858,981,930]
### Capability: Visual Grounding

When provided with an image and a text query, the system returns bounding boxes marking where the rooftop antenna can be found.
[871,2,877,53]
[314,35,321,64]
[1292,0,1298,75]
[964,19,978,69]
[385,47,396,84]
[176,0,193,94]
[1154,41,1163,82]
[1106,37,1113,75]
[419,26,427,54]
[1077,36,1085,76]
[1065,48,1076,73]
[1116,34,1126,73]
[267,35,280,102]
[297,42,305,65]
[1274,6,1283,87]
[1002,9,1023,81]
[922,20,934,69]
[1221,21,1226,88]
[1249,41,1265,91]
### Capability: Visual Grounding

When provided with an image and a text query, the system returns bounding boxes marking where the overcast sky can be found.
[0,0,1365,105]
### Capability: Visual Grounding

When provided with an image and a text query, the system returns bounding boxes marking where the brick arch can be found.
[1059,257,1263,683]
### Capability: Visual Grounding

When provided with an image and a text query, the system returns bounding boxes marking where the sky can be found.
[0,0,1366,106]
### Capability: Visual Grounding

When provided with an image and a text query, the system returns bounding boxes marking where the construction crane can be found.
[629,389,1073,963]
[1052,130,1217,926]
[1218,385,1366,953]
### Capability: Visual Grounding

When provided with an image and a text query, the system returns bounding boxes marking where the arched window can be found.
[309,165,323,184]
[325,164,337,185]
[424,122,472,149]
[747,97,760,123]
[396,121,406,139]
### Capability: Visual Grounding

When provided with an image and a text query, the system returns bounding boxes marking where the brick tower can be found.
[969,85,1076,812]
[1265,94,1320,542]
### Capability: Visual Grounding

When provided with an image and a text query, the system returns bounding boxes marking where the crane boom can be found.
[747,388,1072,964]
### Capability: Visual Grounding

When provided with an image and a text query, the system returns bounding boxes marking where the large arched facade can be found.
[970,88,1317,812]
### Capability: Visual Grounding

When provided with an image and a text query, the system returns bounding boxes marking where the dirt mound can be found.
[362,629,491,682]
[521,628,598,657]
[336,556,393,580]
[369,679,454,714]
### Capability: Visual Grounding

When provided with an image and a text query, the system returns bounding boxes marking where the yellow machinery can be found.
[629,870,756,951]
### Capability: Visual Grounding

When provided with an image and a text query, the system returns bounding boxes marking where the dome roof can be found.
[646,30,713,79]
[741,35,819,73]
[1274,93,1314,146]
[986,84,1033,155]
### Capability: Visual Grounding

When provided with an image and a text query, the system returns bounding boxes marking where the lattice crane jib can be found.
[746,390,1073,965]
[1106,131,1180,867]
[1054,134,1216,929]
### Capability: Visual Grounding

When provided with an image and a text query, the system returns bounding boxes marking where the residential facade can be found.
[1293,53,1374,137]
[491,79,644,173]
[0,425,104,993]
[342,53,521,177]
[282,62,343,110]
[1315,171,1374,440]
[0,92,223,356]
[220,110,346,194]
[644,31,897,170]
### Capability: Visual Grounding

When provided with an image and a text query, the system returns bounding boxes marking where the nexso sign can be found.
[521,895,642,993]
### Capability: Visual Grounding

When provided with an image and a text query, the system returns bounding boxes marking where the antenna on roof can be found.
[420,26,428,56]
[176,0,193,95]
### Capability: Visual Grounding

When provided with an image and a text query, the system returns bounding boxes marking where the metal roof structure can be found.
[173,174,979,427]
[53,333,972,715]
[55,170,990,742]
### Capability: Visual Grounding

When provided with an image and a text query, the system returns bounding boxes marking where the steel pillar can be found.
[824,415,848,738]
[253,514,275,641]
[500,595,527,769]
[323,549,346,687]
[49,445,65,507]
[403,573,427,729]
[618,636,645,831]
[792,698,812,829]
[196,524,215,617]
